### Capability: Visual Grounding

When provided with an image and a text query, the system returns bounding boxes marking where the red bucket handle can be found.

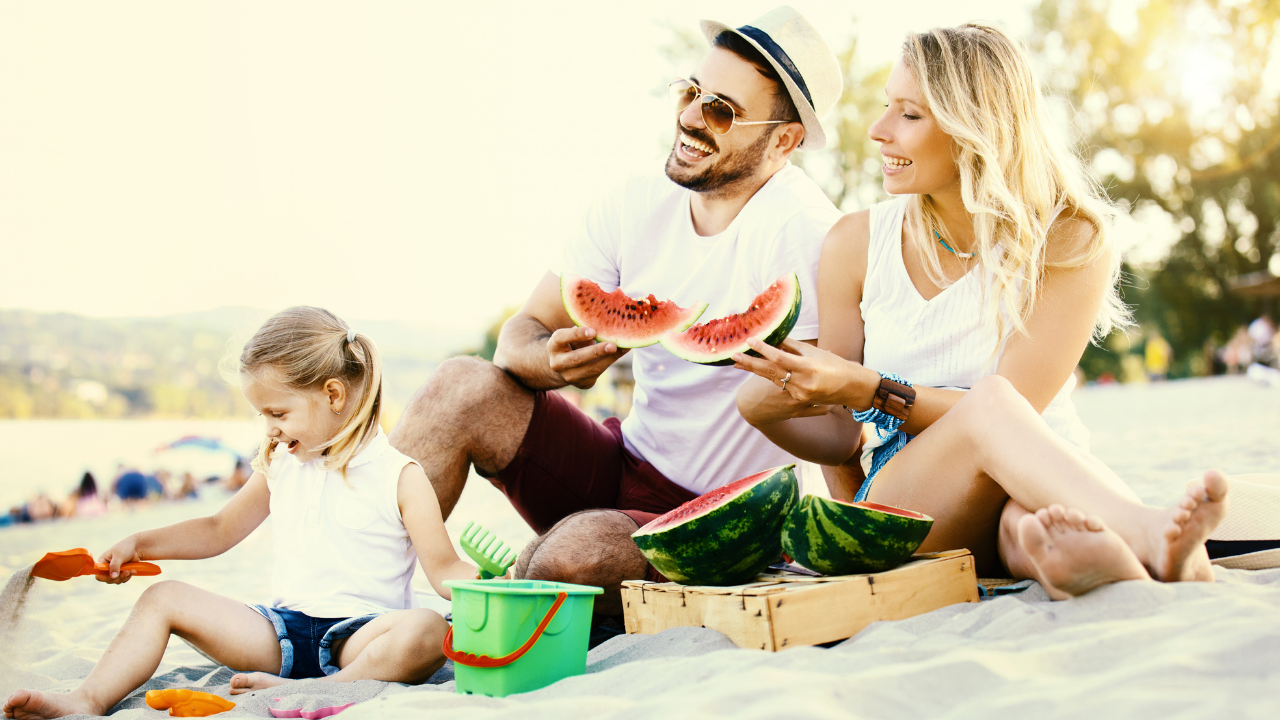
[442,591,567,668]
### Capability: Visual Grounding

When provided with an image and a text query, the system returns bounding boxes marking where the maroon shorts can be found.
[494,389,697,537]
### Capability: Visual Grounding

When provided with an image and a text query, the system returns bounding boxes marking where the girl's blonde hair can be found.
[240,306,382,477]
[900,24,1130,342]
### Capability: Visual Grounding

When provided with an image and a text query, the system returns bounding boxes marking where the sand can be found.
[1,376,1278,718]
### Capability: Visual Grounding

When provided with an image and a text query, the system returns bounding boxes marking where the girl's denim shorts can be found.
[248,604,380,679]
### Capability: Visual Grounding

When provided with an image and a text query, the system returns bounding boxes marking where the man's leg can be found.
[4,581,280,719]
[231,609,448,692]
[515,510,649,616]
[388,357,534,519]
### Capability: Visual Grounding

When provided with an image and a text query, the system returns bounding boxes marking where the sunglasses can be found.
[668,78,788,136]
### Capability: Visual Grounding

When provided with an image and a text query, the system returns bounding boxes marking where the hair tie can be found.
[347,329,356,344]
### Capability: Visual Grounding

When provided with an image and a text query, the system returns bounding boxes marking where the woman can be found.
[733,24,1228,598]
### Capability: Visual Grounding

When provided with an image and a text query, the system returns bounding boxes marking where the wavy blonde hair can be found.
[901,24,1130,342]
[239,306,383,479]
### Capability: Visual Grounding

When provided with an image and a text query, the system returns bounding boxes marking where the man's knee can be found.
[390,357,526,447]
[518,510,649,586]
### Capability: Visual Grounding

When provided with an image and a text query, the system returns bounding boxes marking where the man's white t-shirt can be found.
[562,164,841,496]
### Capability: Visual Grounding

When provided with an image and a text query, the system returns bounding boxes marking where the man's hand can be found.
[548,326,629,389]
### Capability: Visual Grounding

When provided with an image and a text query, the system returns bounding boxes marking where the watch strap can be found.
[872,377,916,421]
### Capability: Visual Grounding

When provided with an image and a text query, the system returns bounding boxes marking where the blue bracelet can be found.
[848,371,913,438]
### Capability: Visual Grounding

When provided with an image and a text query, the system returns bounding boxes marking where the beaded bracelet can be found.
[847,371,914,437]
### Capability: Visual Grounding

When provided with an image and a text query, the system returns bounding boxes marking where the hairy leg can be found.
[870,375,1227,584]
[231,609,448,692]
[4,581,279,719]
[1017,505,1150,599]
[388,357,534,518]
[516,510,648,616]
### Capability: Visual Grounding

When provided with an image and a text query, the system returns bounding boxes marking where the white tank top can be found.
[860,197,1090,450]
[265,430,420,618]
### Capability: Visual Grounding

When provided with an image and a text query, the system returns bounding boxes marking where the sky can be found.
[0,0,1037,332]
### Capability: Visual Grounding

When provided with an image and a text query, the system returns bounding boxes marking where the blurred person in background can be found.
[1144,328,1171,382]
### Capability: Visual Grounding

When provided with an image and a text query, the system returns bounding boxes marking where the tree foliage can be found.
[1030,0,1280,377]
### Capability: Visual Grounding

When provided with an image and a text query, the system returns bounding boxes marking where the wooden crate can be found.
[621,549,979,651]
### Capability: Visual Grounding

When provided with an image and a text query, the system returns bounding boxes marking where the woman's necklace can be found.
[934,229,975,260]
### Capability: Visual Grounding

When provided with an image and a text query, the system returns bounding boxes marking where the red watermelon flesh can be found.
[632,465,798,586]
[660,272,801,365]
[560,274,707,348]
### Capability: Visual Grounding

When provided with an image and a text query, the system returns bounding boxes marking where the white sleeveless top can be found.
[265,430,419,618]
[860,197,1090,450]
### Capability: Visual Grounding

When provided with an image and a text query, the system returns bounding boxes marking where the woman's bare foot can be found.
[3,690,99,720]
[229,671,289,695]
[1150,470,1229,583]
[1017,505,1151,600]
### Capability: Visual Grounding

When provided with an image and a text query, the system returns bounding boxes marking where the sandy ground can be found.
[1,376,1278,718]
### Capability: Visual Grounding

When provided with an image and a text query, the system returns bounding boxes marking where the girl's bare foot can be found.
[229,671,289,694]
[1017,505,1151,600]
[3,690,99,720]
[1150,470,1229,583]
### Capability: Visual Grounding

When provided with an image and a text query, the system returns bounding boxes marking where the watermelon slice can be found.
[631,465,798,586]
[781,495,933,575]
[660,273,802,366]
[560,274,707,348]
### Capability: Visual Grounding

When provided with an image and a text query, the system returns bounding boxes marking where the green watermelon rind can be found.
[781,495,934,575]
[560,274,708,349]
[659,272,802,366]
[632,465,799,586]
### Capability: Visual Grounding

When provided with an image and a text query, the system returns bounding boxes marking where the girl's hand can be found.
[736,374,829,425]
[733,339,876,410]
[96,536,142,584]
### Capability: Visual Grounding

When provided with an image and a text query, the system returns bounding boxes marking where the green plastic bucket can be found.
[443,579,602,697]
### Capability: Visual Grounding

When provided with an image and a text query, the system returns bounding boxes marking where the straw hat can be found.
[701,6,842,150]
[1210,474,1280,571]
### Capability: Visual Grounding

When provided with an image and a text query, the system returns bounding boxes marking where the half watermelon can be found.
[781,495,933,575]
[560,274,707,348]
[632,465,799,586]
[660,272,802,365]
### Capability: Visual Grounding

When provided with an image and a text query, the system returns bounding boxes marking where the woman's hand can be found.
[733,338,878,410]
[736,374,829,426]
[96,536,142,584]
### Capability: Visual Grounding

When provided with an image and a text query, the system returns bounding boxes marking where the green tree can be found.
[1030,0,1280,376]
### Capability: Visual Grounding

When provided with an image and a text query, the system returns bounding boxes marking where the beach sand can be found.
[1,376,1278,718]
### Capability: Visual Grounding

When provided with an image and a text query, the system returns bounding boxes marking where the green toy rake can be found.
[460,521,517,579]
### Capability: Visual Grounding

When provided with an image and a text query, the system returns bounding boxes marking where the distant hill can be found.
[0,307,482,419]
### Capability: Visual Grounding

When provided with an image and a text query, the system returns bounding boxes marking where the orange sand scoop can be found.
[145,689,236,717]
[31,548,161,581]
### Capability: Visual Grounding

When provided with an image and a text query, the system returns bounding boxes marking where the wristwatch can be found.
[872,376,916,421]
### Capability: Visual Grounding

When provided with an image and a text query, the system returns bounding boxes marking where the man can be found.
[390,7,842,614]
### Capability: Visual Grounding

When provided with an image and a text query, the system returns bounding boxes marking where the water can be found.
[0,419,261,509]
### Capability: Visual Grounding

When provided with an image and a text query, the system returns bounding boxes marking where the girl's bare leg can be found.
[4,581,281,719]
[868,375,1227,584]
[230,609,447,692]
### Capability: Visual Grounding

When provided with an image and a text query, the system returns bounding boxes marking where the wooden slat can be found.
[621,551,979,652]
[767,553,979,649]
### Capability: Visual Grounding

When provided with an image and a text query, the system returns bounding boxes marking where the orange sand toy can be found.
[30,548,161,582]
[145,689,236,717]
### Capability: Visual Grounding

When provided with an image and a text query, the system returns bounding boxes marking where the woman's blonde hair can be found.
[900,24,1130,342]
[239,306,382,478]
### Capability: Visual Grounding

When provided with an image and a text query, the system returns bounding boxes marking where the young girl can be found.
[733,25,1229,599]
[5,307,477,720]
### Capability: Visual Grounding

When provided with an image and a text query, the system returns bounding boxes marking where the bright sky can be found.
[0,1,1034,332]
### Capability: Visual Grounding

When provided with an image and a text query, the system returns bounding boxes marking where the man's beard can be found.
[664,124,771,195]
